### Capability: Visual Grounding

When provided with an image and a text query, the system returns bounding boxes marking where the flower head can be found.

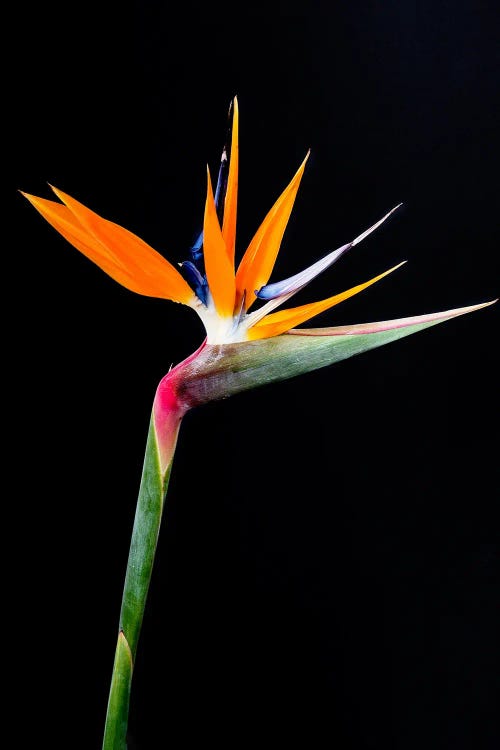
[22,97,410,344]
[22,97,495,470]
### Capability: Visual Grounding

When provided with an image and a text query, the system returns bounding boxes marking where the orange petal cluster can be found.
[22,97,404,342]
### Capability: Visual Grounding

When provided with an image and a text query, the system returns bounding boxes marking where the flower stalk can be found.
[102,386,186,750]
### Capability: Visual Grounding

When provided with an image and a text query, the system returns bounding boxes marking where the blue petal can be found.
[190,230,204,264]
[180,261,209,305]
[256,242,352,300]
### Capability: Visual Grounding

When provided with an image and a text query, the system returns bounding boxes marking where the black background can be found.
[9,2,499,748]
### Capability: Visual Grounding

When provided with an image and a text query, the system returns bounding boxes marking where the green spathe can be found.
[177,304,493,407]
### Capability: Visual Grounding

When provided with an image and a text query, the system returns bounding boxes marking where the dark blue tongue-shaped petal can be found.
[179,260,208,305]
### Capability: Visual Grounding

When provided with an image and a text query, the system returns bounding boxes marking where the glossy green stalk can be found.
[102,413,182,750]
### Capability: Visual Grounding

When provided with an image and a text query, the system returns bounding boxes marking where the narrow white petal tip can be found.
[351,203,403,247]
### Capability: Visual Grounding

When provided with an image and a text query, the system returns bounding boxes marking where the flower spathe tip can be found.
[286,298,497,336]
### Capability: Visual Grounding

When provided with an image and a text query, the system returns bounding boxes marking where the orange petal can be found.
[22,193,153,294]
[44,186,194,303]
[247,262,406,340]
[203,168,236,316]
[221,96,239,265]
[235,151,310,311]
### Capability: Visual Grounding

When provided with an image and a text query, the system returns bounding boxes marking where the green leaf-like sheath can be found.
[102,632,133,750]
[178,311,485,406]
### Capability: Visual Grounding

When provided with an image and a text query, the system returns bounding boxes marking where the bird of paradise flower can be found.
[22,97,495,750]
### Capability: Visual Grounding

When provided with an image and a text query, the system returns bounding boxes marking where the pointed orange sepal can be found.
[22,188,195,304]
[235,150,310,311]
[247,262,406,340]
[221,96,239,265]
[203,168,236,316]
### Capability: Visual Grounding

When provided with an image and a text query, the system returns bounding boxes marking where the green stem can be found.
[102,410,182,750]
